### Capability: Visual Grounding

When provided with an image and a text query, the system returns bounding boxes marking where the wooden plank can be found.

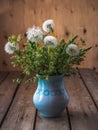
[0,72,8,84]
[0,72,22,126]
[35,110,70,130]
[0,76,37,130]
[0,0,98,71]
[79,69,98,108]
[65,73,98,130]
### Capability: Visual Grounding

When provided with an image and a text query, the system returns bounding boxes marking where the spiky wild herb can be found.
[10,35,91,81]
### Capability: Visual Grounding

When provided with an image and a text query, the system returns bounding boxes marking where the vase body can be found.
[33,75,69,118]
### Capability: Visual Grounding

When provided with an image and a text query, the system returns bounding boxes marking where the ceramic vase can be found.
[33,75,69,118]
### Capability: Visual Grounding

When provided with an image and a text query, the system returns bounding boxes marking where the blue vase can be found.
[33,75,69,118]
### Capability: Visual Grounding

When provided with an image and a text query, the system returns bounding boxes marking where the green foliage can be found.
[13,78,22,84]
[8,34,22,46]
[10,35,91,81]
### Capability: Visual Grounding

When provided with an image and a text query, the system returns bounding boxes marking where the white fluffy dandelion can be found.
[26,26,44,42]
[4,42,19,54]
[44,36,58,48]
[66,44,80,56]
[42,19,54,33]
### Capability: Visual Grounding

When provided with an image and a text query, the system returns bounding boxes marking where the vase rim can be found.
[36,74,64,79]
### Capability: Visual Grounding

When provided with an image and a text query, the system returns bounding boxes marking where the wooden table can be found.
[0,69,98,130]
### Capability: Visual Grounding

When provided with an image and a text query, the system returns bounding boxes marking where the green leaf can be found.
[12,41,16,46]
[60,39,65,44]
[17,34,22,42]
[11,35,16,40]
[13,78,22,84]
[8,35,16,44]
[71,35,78,42]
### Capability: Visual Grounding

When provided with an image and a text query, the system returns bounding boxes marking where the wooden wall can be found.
[0,0,98,71]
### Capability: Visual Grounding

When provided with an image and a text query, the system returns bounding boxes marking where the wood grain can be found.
[65,74,98,130]
[35,110,70,130]
[79,69,98,109]
[0,0,98,71]
[0,72,22,126]
[0,72,8,84]
[0,75,37,130]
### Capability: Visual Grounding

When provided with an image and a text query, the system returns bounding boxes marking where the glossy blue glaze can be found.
[33,75,69,118]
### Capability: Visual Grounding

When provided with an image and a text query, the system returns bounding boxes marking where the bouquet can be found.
[4,19,91,81]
